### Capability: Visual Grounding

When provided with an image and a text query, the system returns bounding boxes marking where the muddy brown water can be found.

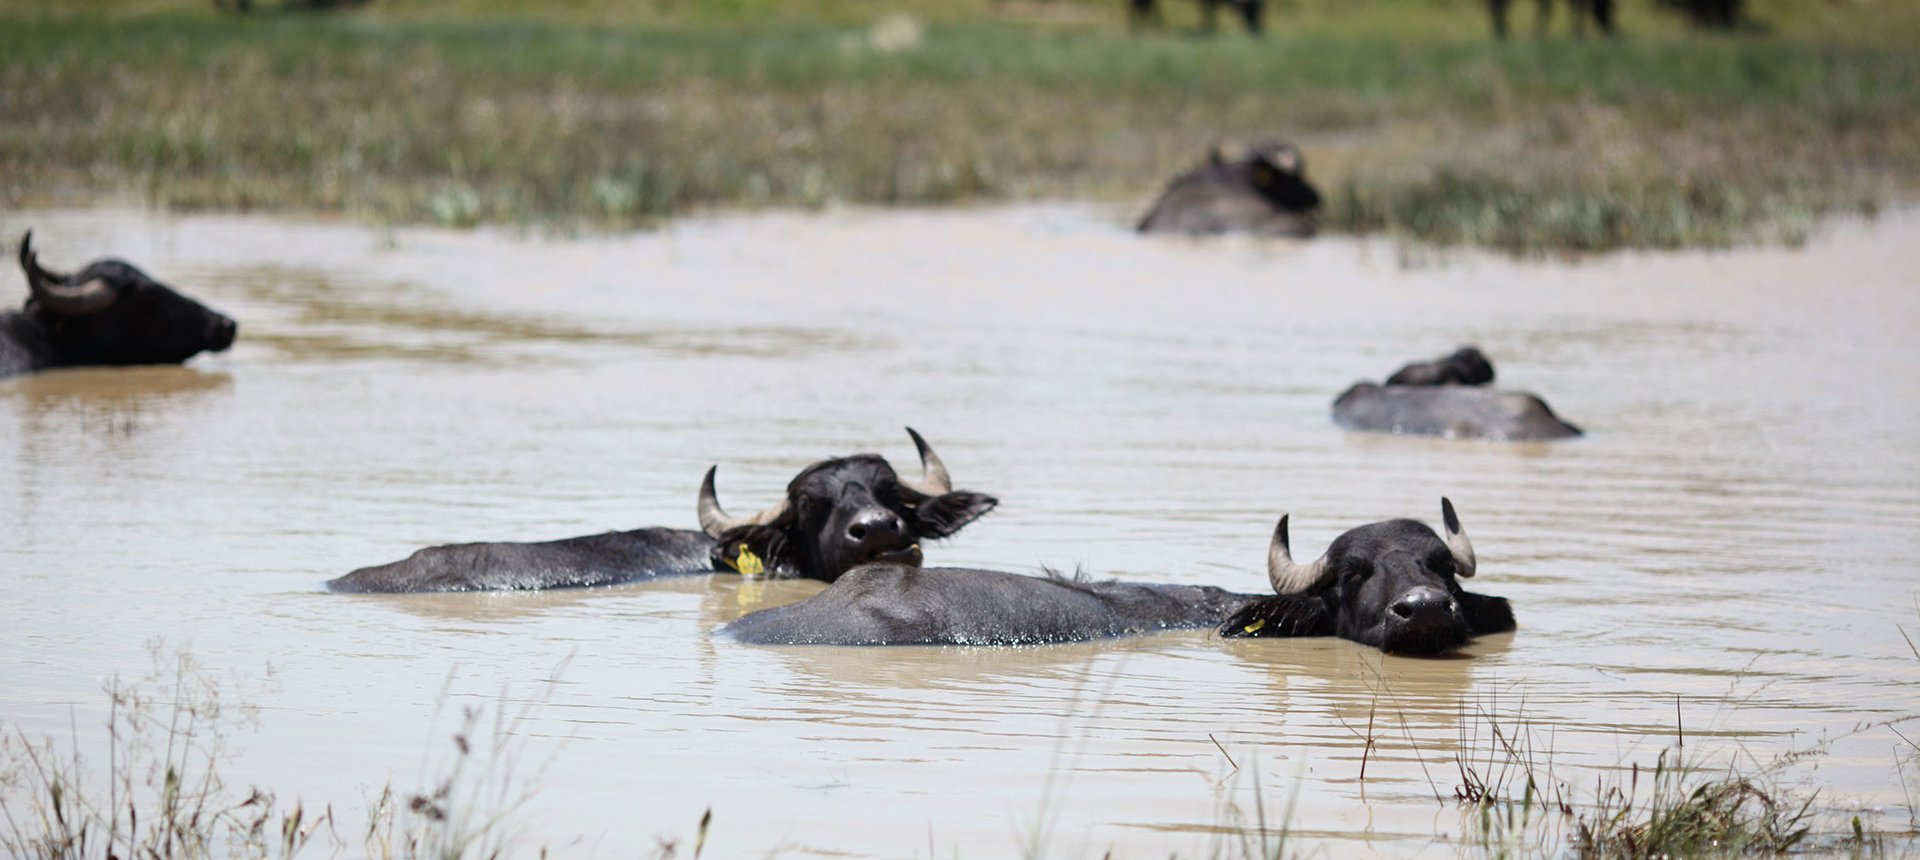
[2,206,1917,857]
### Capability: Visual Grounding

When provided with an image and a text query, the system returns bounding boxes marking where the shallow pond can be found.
[2,205,1918,857]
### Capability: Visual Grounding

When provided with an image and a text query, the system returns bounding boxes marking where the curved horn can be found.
[1267,514,1332,594]
[1441,497,1477,579]
[898,427,952,496]
[19,231,116,315]
[697,466,790,538]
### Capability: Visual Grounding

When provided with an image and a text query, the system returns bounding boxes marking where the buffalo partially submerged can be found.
[1136,142,1320,238]
[327,429,997,593]
[1220,499,1515,655]
[2,232,237,380]
[721,566,1259,646]
[1332,346,1581,441]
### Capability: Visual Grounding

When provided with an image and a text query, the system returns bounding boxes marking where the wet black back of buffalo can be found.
[328,528,715,593]
[722,566,1262,646]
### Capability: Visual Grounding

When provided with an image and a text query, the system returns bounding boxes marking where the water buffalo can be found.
[2,232,238,380]
[1136,142,1320,238]
[1488,0,1615,39]
[1658,0,1742,29]
[1220,499,1515,655]
[1332,346,1581,441]
[327,429,998,593]
[721,565,1260,646]
[1128,0,1265,35]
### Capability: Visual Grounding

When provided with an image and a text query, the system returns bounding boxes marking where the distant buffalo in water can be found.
[1128,0,1265,35]
[1137,141,1321,238]
[1332,346,1581,441]
[1220,499,1514,654]
[327,429,998,593]
[1,232,237,380]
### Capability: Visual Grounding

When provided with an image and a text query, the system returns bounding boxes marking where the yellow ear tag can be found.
[1242,618,1267,635]
[733,543,765,577]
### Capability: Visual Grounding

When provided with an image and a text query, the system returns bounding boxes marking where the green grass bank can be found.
[3,0,1918,252]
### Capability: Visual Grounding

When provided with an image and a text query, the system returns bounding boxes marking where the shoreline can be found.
[5,3,1917,255]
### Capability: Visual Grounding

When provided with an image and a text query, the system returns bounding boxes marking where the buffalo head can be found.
[1385,346,1495,387]
[696,428,998,582]
[1239,141,1321,214]
[16,231,237,366]
[1222,499,1514,654]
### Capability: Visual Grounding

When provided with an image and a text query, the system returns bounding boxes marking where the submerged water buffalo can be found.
[1136,142,1321,237]
[2,232,238,380]
[1220,499,1515,654]
[327,429,998,593]
[1332,346,1581,441]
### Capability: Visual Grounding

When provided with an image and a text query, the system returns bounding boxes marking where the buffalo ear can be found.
[1456,591,1515,635]
[912,491,998,539]
[709,524,790,577]
[1250,155,1322,212]
[1219,595,1334,638]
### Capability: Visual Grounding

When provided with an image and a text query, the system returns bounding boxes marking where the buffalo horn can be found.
[1266,514,1332,594]
[697,465,791,538]
[1441,497,1477,578]
[19,231,117,315]
[899,427,952,496]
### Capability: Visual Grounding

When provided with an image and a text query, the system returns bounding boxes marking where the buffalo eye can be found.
[875,479,909,507]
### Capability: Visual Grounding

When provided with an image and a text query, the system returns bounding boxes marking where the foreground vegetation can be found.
[1,0,1918,252]
[2,650,1915,859]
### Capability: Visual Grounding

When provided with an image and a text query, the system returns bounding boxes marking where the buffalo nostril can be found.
[848,524,867,541]
[208,318,237,349]
[1389,599,1416,620]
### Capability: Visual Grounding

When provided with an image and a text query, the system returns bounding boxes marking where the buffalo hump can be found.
[1332,382,1582,441]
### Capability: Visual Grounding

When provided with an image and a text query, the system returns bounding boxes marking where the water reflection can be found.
[210,262,882,366]
[3,366,234,477]
[327,573,722,625]
[4,365,234,429]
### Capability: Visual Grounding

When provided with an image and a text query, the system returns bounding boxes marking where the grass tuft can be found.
[0,647,577,860]
[0,648,323,860]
